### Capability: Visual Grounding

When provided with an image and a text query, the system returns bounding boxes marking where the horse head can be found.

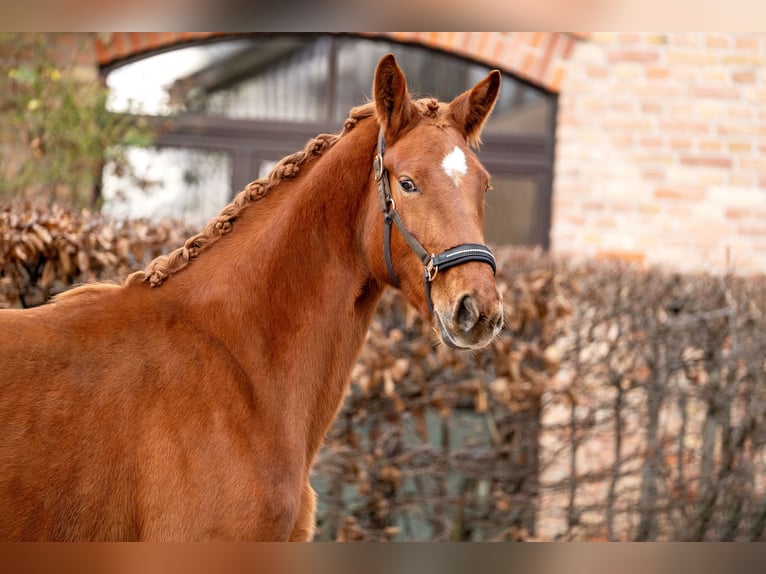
[367,54,504,350]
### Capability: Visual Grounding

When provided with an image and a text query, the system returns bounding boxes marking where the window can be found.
[103,34,556,246]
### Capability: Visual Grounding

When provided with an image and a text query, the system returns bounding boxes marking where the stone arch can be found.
[93,32,577,93]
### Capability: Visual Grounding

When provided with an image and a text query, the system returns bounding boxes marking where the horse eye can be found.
[399,178,418,193]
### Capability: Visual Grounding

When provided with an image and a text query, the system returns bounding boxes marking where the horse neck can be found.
[162,116,383,458]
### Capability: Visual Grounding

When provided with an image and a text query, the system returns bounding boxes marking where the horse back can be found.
[0,285,274,540]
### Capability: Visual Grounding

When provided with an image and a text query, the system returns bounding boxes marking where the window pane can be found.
[106,39,258,115]
[483,81,552,135]
[201,37,331,122]
[102,147,232,225]
[334,37,552,134]
[484,175,540,246]
[334,38,479,121]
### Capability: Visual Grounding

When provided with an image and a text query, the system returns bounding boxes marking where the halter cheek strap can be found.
[373,129,497,316]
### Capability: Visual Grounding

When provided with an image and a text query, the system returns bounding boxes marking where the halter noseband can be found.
[373,129,497,316]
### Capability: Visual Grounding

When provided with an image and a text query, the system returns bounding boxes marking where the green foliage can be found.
[0,33,152,208]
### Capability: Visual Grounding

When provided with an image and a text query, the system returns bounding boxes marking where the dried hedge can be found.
[0,202,190,308]
[3,203,766,541]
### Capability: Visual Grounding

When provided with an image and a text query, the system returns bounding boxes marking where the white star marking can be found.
[441,146,467,186]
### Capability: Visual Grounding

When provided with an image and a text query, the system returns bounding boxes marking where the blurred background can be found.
[3,32,766,540]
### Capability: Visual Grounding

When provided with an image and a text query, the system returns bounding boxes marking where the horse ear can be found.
[449,70,501,147]
[373,54,414,140]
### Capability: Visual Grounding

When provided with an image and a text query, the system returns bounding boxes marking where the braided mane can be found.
[126,103,377,288]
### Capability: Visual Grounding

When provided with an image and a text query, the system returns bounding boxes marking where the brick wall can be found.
[554,33,766,274]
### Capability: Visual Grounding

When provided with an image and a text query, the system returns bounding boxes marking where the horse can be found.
[0,54,503,541]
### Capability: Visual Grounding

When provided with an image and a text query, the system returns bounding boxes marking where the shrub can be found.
[0,33,151,207]
[3,202,766,540]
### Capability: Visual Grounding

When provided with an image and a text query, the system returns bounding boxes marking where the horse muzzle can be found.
[434,287,504,350]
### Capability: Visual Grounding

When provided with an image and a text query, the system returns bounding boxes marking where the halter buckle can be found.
[425,257,438,282]
[373,153,384,181]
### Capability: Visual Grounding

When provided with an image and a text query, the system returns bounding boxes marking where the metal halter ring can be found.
[373,153,384,181]
[425,258,438,282]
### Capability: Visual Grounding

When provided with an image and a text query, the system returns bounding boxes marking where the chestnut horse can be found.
[0,54,503,540]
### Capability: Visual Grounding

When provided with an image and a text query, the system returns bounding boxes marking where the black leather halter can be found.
[373,129,497,316]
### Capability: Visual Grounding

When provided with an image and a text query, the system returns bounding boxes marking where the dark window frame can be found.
[103,34,557,249]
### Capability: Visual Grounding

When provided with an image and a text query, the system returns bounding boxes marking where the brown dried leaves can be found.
[0,202,190,308]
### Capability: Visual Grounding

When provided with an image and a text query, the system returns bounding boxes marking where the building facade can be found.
[90,32,766,275]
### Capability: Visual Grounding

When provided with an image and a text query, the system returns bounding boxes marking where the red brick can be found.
[610,101,635,113]
[548,67,566,92]
[476,32,491,55]
[455,32,471,52]
[110,33,128,60]
[145,32,161,51]
[633,84,682,98]
[645,67,670,79]
[557,112,585,127]
[639,203,662,215]
[728,142,752,153]
[127,32,143,53]
[618,34,641,44]
[670,138,693,150]
[521,52,536,77]
[738,225,766,236]
[731,174,755,187]
[561,36,576,60]
[699,140,722,153]
[640,137,663,148]
[706,34,730,49]
[725,208,750,219]
[641,102,663,115]
[663,121,710,134]
[690,86,740,100]
[582,99,606,112]
[156,32,180,45]
[504,33,525,69]
[94,36,111,64]
[720,124,766,136]
[604,118,652,130]
[610,135,634,147]
[642,169,666,181]
[633,152,675,164]
[607,50,660,63]
[654,187,706,200]
[670,33,701,47]
[724,54,765,66]
[740,157,766,171]
[735,36,759,50]
[560,214,586,226]
[537,33,559,79]
[491,35,510,65]
[730,106,755,120]
[667,50,718,65]
[732,70,756,84]
[680,156,733,169]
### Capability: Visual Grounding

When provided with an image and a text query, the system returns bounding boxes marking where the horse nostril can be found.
[455,295,480,333]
